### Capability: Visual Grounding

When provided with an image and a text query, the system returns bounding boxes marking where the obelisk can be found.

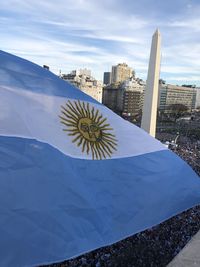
[141,29,161,137]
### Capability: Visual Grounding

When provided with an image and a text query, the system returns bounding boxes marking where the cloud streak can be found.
[0,0,200,84]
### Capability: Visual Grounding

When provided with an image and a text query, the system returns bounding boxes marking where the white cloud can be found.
[1,0,200,85]
[168,18,200,31]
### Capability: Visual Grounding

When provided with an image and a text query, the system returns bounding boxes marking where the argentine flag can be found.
[0,50,200,266]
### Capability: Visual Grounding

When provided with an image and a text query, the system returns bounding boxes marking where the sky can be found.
[1,0,200,85]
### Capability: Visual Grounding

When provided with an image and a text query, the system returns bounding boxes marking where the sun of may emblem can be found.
[59,100,117,160]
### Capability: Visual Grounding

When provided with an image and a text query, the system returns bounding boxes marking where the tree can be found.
[159,79,166,84]
[167,104,188,122]
[181,84,196,88]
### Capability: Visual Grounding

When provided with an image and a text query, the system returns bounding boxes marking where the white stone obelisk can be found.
[141,29,161,137]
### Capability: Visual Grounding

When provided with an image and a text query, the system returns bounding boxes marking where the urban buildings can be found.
[60,62,199,122]
[103,78,197,122]
[102,63,142,120]
[159,83,197,113]
[61,68,103,103]
[111,63,135,84]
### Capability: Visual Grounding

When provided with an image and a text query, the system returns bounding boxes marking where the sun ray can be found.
[66,101,82,118]
[86,103,90,118]
[99,140,112,156]
[61,118,75,125]
[94,143,102,159]
[60,117,76,126]
[102,133,116,138]
[75,101,84,117]
[100,145,112,158]
[96,143,107,159]
[103,134,117,140]
[78,100,87,117]
[96,114,103,124]
[93,109,99,121]
[91,146,95,160]
[103,139,117,151]
[100,140,113,154]
[77,136,84,147]
[101,127,114,131]
[102,134,117,143]
[86,141,90,154]
[72,134,82,143]
[82,139,88,153]
[61,107,79,121]
[91,143,99,160]
[82,102,89,118]
[99,123,111,128]
[68,131,80,136]
[98,118,107,126]
[60,122,76,127]
[91,106,95,120]
[62,104,78,119]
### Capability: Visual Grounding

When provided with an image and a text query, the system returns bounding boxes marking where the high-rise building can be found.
[103,72,111,85]
[102,84,124,114]
[111,63,134,83]
[122,80,144,117]
[102,78,145,118]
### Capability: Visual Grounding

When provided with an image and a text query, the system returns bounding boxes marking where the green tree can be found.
[167,104,188,122]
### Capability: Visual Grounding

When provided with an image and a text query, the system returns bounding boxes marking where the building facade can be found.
[80,79,103,103]
[103,72,111,85]
[102,83,124,114]
[123,81,144,117]
[103,78,144,118]
[111,63,134,84]
[159,84,197,113]
[61,69,103,103]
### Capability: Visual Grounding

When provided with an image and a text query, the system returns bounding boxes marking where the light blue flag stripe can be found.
[0,136,200,266]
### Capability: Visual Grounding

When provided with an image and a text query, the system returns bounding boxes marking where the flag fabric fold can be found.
[0,50,200,267]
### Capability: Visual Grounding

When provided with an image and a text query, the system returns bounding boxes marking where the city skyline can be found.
[1,0,200,85]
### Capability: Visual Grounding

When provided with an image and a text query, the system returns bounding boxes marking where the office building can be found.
[103,78,145,118]
[103,72,111,85]
[123,80,144,117]
[159,84,197,113]
[111,63,134,84]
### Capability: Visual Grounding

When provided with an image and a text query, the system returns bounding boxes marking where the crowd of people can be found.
[46,142,200,267]
[173,144,200,176]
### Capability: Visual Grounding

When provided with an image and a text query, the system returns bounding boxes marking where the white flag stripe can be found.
[0,85,166,159]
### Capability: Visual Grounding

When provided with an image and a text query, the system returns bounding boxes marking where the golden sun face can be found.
[59,100,117,160]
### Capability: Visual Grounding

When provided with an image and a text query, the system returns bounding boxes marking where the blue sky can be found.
[1,0,200,85]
